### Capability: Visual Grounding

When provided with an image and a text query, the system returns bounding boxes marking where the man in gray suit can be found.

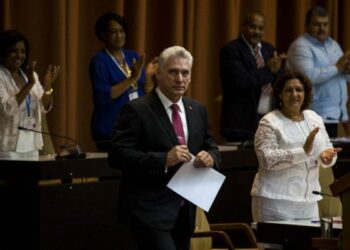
[109,46,221,250]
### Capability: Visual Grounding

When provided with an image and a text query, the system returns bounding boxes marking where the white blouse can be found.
[0,65,51,152]
[251,109,336,202]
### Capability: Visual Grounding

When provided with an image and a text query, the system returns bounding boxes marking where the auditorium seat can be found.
[190,208,258,250]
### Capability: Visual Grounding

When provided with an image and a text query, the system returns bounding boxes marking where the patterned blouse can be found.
[251,109,336,202]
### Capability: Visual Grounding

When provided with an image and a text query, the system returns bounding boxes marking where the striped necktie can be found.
[254,46,265,68]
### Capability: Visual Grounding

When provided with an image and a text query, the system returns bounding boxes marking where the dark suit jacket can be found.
[219,36,280,141]
[108,89,221,232]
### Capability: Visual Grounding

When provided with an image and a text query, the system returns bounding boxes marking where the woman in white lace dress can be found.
[0,30,60,158]
[251,71,342,221]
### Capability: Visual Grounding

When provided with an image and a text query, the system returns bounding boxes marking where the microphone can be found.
[220,128,255,149]
[312,191,333,197]
[18,126,86,160]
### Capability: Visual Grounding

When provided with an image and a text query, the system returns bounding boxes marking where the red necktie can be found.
[254,46,265,68]
[171,104,186,145]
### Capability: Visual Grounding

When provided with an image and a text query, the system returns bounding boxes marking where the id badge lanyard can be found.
[25,94,31,116]
[19,69,31,117]
[105,49,133,79]
[105,49,139,100]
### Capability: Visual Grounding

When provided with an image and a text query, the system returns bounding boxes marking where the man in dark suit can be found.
[109,46,221,250]
[220,11,285,142]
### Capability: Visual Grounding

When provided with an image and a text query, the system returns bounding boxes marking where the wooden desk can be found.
[331,139,350,179]
[312,237,340,250]
[0,153,116,180]
[0,148,259,249]
[208,148,258,225]
[253,220,342,250]
[0,153,136,250]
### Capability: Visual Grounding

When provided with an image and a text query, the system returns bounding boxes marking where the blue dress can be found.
[89,49,146,142]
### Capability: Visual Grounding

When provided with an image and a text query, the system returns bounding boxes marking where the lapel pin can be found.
[188,105,193,110]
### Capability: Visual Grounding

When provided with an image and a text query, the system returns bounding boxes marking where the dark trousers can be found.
[130,204,191,250]
[325,123,338,138]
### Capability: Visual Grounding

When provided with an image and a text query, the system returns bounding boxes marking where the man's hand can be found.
[267,51,286,74]
[342,51,350,74]
[336,52,350,73]
[261,83,273,95]
[166,145,191,167]
[193,150,214,168]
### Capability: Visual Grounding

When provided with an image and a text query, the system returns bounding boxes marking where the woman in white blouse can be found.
[251,71,341,221]
[0,30,60,158]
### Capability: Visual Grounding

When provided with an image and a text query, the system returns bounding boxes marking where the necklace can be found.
[105,49,131,77]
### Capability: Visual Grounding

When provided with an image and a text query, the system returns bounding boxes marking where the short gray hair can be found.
[158,46,193,70]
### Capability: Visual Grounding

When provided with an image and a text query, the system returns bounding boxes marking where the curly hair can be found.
[273,71,312,111]
[94,12,128,42]
[0,29,30,70]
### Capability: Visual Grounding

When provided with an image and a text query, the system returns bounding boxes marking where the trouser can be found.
[131,204,191,250]
[325,123,338,138]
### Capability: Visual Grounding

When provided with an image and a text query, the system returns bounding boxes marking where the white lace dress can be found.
[251,109,336,221]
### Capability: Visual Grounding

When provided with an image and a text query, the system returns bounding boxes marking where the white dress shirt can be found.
[156,87,188,143]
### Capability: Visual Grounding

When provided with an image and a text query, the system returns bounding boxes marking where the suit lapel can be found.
[238,37,256,68]
[183,98,195,150]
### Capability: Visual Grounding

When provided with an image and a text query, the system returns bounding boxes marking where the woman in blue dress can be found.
[90,12,156,151]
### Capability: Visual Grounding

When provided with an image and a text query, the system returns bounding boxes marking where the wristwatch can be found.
[44,88,54,95]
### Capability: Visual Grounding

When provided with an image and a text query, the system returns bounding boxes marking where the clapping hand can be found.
[267,51,287,74]
[145,56,159,91]
[261,83,273,95]
[303,127,320,155]
[26,61,37,85]
[320,148,342,164]
[344,51,350,74]
[146,56,158,77]
[336,51,350,73]
[130,54,145,85]
[43,64,60,90]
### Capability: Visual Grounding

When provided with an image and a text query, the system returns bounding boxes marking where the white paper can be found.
[257,93,272,115]
[16,130,36,152]
[167,156,226,212]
